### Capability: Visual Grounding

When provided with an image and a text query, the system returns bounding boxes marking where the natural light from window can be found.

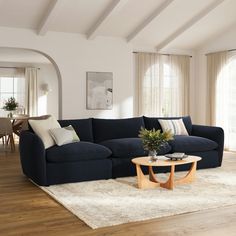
[38,94,47,116]
[0,76,25,115]
[216,55,236,151]
[144,63,178,117]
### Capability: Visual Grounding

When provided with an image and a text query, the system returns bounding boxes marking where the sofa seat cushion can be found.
[169,135,218,153]
[100,138,171,158]
[46,141,112,163]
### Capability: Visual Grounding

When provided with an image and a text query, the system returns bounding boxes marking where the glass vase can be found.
[7,111,13,118]
[148,150,158,162]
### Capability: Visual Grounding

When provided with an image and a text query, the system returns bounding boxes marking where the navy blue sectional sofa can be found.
[19,116,224,186]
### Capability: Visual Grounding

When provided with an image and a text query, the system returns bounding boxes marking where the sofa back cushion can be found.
[92,117,145,143]
[58,118,94,142]
[143,116,192,135]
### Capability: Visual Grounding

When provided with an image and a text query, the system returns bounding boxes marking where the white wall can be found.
[37,64,58,118]
[195,26,236,124]
[0,27,133,119]
[0,27,197,120]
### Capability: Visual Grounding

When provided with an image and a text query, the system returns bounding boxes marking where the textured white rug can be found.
[41,167,236,229]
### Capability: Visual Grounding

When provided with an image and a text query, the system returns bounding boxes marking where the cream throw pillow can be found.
[28,116,61,149]
[158,118,189,135]
[49,125,80,146]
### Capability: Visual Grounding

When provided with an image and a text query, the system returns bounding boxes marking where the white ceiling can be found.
[0,0,236,51]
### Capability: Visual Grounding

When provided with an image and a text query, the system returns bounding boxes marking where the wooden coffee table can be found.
[132,156,201,190]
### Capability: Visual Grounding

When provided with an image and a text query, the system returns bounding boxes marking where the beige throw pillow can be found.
[28,116,61,149]
[158,118,189,136]
[49,125,80,146]
[21,115,52,131]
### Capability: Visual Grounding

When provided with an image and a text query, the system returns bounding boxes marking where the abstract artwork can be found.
[86,72,113,110]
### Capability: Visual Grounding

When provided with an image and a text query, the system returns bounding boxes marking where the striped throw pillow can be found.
[158,119,189,135]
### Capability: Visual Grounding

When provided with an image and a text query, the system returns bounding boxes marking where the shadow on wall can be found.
[90,96,133,119]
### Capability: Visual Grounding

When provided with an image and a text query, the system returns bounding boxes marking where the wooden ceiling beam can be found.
[155,0,225,50]
[37,0,64,36]
[87,0,128,40]
[127,0,174,42]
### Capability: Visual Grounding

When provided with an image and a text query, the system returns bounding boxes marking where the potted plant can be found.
[3,97,18,118]
[139,127,173,161]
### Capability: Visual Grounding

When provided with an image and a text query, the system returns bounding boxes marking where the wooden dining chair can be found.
[0,118,15,152]
[0,133,5,145]
[12,114,29,136]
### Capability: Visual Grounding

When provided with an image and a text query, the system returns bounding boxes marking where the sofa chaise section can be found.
[143,116,224,171]
[19,118,112,186]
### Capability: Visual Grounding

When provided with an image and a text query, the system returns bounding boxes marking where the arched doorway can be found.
[0,47,62,119]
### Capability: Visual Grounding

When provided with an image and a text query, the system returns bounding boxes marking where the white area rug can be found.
[41,166,236,229]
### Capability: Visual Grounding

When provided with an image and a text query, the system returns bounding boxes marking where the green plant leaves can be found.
[138,127,173,152]
[2,97,18,111]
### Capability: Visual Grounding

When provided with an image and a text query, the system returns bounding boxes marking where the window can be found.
[216,55,236,150]
[162,63,178,117]
[143,63,177,117]
[0,76,25,107]
[0,68,25,115]
[137,53,189,117]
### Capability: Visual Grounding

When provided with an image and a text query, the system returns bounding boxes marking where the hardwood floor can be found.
[0,146,236,236]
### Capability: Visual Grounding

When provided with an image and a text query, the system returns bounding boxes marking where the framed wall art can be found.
[86,72,113,110]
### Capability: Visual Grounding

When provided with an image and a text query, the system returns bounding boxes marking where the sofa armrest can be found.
[192,124,224,165]
[19,130,48,186]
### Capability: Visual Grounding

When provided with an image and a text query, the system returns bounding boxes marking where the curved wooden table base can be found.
[135,159,199,190]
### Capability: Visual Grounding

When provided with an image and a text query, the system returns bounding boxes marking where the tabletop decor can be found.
[139,127,173,161]
[3,97,18,118]
[165,153,188,161]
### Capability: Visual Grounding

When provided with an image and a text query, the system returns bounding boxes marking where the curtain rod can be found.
[133,51,192,58]
[0,66,40,70]
[205,49,236,56]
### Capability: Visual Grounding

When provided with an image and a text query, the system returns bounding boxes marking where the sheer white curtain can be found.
[208,51,236,150]
[25,68,38,116]
[136,52,190,117]
[167,55,190,116]
[206,51,228,125]
[137,53,161,116]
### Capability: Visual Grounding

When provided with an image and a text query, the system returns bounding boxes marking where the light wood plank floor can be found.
[0,145,236,236]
